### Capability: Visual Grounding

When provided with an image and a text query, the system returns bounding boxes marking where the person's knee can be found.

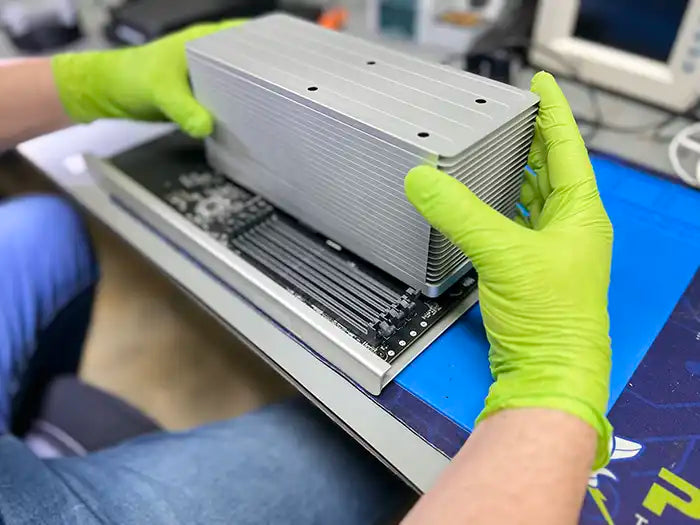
[0,194,99,305]
[0,196,100,435]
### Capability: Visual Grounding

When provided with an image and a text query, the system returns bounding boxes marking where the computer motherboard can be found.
[108,133,478,364]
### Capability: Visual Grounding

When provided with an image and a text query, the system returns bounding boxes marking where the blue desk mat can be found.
[395,154,700,431]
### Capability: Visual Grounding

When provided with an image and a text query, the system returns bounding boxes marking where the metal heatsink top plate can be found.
[187,14,538,295]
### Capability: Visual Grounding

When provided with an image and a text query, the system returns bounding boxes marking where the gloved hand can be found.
[405,72,613,469]
[52,21,243,138]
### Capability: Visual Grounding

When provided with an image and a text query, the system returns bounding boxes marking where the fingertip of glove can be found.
[220,19,247,30]
[182,111,214,139]
[404,165,443,203]
[530,70,555,93]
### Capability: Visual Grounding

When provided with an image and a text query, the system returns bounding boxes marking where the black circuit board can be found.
[110,133,478,363]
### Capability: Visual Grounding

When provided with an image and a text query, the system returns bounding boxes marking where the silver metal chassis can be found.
[85,154,478,395]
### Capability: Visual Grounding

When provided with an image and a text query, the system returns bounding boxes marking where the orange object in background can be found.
[318,7,348,30]
[439,11,482,27]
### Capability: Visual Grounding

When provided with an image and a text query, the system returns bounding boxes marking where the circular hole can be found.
[475,98,487,104]
[366,60,376,65]
[307,86,318,91]
[417,132,430,138]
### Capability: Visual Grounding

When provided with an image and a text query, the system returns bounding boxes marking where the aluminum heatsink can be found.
[187,14,539,296]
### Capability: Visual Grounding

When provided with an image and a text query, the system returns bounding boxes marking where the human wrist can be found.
[478,361,612,469]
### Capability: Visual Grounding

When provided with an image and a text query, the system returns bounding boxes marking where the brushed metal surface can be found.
[187,14,538,295]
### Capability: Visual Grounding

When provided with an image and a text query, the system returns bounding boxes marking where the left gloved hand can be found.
[52,21,243,138]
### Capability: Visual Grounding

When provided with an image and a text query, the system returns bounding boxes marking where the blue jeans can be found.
[0,195,410,524]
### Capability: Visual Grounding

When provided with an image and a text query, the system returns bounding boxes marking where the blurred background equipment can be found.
[669,122,700,188]
[453,0,700,184]
[317,6,348,30]
[366,0,506,53]
[0,0,82,52]
[530,0,700,112]
[104,0,278,45]
[103,0,337,45]
[464,0,537,84]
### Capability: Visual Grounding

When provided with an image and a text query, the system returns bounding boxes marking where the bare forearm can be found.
[403,409,597,525]
[0,58,71,150]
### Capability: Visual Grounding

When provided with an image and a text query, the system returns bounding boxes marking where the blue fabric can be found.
[0,195,409,525]
[0,195,98,433]
[395,155,700,430]
[0,399,409,525]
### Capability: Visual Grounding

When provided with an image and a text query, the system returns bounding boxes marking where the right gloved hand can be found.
[404,72,613,469]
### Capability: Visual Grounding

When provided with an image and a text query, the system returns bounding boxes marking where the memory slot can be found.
[272,219,404,302]
[253,224,389,318]
[233,234,372,333]
[263,223,399,309]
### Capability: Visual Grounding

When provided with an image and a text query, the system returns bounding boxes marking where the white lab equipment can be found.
[530,0,700,112]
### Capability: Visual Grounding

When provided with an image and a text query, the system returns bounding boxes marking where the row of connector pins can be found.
[365,289,419,345]
[230,201,275,238]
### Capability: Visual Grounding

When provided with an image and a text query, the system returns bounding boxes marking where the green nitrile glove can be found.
[405,72,613,469]
[52,21,244,138]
